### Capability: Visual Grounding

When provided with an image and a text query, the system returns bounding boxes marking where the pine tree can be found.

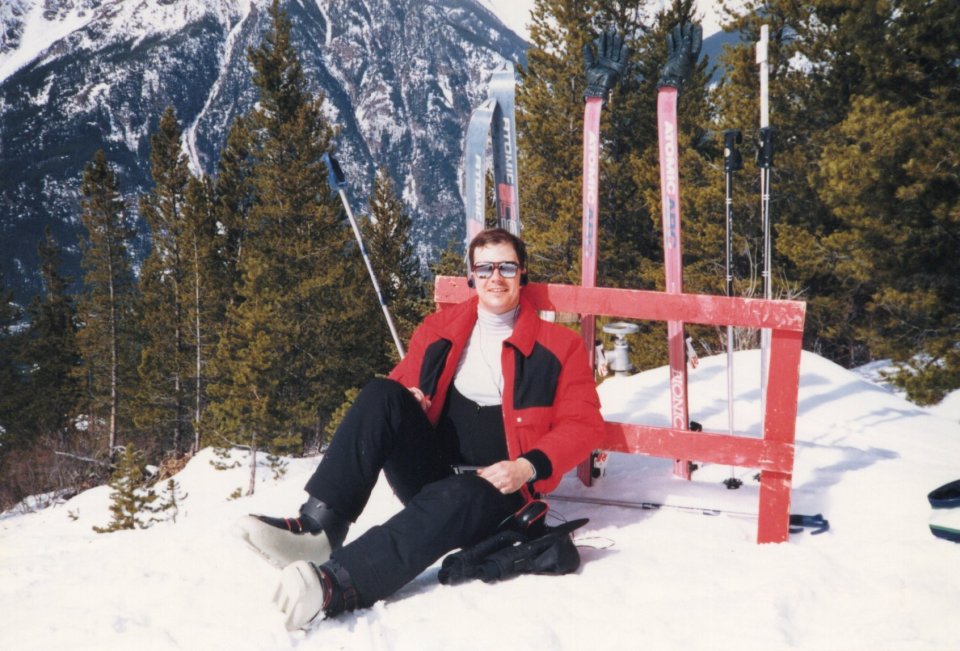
[214,113,256,306]
[76,150,140,462]
[0,271,25,454]
[362,167,431,366]
[518,0,605,285]
[180,174,226,453]
[136,107,192,456]
[19,228,82,446]
[518,0,715,369]
[715,0,960,400]
[206,1,373,484]
[93,443,158,533]
[155,478,189,524]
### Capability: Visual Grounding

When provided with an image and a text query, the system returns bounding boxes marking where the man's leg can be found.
[331,473,522,607]
[239,378,450,567]
[304,377,452,517]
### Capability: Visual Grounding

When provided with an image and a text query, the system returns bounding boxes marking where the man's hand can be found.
[479,459,535,494]
[657,22,703,91]
[583,29,630,101]
[407,386,431,412]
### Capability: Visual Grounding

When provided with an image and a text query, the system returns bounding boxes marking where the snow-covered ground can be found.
[2,349,959,650]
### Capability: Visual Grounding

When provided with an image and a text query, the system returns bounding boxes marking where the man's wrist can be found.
[520,450,552,484]
[518,457,536,483]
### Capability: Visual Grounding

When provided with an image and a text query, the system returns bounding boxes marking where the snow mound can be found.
[2,350,960,650]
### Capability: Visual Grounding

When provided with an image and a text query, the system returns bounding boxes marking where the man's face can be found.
[471,242,523,315]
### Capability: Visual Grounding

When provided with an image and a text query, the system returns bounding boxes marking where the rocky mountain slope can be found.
[0,0,526,301]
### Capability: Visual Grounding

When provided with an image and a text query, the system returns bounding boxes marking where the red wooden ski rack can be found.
[435,277,806,543]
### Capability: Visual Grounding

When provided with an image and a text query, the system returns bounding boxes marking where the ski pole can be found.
[322,153,406,359]
[549,494,829,534]
[723,129,743,490]
[756,25,775,422]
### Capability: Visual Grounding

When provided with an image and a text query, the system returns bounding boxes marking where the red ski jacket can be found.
[388,294,605,495]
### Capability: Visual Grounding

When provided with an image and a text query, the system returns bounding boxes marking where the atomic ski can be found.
[581,95,602,371]
[656,23,702,480]
[462,62,520,247]
[578,30,629,486]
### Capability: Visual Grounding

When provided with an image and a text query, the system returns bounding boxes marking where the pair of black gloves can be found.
[584,22,703,100]
[438,511,588,585]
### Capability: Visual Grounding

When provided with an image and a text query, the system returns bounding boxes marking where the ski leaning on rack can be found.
[463,62,521,244]
[578,29,630,485]
[656,23,702,480]
[580,28,630,370]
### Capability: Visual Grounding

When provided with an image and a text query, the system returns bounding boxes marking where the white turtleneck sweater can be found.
[453,305,519,407]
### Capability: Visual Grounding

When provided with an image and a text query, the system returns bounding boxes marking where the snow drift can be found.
[2,350,959,650]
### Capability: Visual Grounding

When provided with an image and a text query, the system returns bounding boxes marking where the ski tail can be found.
[489,62,520,236]
[657,86,693,480]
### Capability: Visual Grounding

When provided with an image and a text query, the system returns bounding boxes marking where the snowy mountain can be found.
[2,349,959,650]
[0,0,526,301]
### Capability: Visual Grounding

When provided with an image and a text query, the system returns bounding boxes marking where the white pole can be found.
[339,189,407,360]
[757,25,771,420]
[758,25,770,129]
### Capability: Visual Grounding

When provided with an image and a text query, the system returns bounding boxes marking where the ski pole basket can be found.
[434,277,806,544]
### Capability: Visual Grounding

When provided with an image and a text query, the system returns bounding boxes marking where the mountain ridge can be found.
[0,0,527,303]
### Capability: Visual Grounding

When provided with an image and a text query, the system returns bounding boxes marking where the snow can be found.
[0,0,95,83]
[0,1,253,85]
[2,349,959,649]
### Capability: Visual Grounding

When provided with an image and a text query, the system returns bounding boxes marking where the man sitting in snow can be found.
[238,228,605,629]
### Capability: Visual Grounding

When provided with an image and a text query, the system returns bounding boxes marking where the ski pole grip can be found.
[322,153,348,191]
[723,129,743,172]
[757,126,775,169]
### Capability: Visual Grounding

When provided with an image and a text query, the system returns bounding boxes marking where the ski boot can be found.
[236,497,349,568]
[274,558,358,630]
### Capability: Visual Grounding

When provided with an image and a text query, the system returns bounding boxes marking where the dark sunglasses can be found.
[472,261,520,279]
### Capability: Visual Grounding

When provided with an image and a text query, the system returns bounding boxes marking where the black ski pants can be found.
[303,377,524,606]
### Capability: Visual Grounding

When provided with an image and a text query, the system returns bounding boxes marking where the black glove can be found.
[583,29,630,101]
[657,22,703,91]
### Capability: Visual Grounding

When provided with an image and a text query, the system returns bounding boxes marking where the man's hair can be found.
[467,228,528,269]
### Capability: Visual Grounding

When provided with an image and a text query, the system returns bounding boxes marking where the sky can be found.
[3,349,959,650]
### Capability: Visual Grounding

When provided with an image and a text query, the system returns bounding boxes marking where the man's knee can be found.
[415,475,506,529]
[355,377,417,412]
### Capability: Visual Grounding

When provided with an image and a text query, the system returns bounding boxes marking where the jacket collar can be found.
[504,294,539,357]
[430,293,540,357]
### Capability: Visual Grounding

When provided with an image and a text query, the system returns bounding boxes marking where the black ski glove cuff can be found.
[521,449,552,483]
